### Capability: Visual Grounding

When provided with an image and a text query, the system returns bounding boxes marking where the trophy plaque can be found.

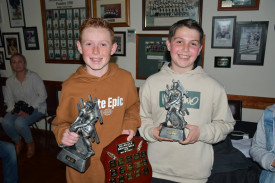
[159,80,189,141]
[101,135,152,183]
[57,95,103,173]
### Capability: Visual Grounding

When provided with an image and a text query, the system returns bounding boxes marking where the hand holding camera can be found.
[13,101,34,116]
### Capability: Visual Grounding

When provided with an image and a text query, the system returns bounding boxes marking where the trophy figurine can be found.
[57,95,103,173]
[159,80,189,141]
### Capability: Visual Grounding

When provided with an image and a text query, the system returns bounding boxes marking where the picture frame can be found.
[214,56,231,68]
[218,0,260,11]
[93,0,130,27]
[0,50,5,70]
[113,31,126,56]
[6,0,26,27]
[2,32,22,60]
[0,28,3,47]
[233,21,268,66]
[211,16,236,48]
[136,34,205,80]
[40,0,91,64]
[142,0,203,30]
[23,27,39,50]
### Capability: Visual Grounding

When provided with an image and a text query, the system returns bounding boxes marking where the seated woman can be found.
[1,54,47,158]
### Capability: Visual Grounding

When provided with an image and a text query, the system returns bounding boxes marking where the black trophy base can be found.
[57,145,90,173]
[160,123,186,141]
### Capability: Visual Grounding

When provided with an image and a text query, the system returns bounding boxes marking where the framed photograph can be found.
[0,51,5,70]
[93,0,130,27]
[2,32,21,60]
[136,34,205,80]
[0,28,3,47]
[113,31,126,56]
[23,27,39,50]
[233,21,268,66]
[211,16,236,48]
[214,56,231,68]
[142,0,203,30]
[6,0,25,27]
[218,0,260,11]
[40,0,91,64]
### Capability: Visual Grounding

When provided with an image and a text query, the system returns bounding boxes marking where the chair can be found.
[228,100,242,121]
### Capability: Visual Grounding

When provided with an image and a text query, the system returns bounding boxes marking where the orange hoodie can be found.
[52,63,141,183]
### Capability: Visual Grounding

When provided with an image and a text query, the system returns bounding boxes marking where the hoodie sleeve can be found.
[250,115,275,171]
[198,84,235,144]
[138,80,159,142]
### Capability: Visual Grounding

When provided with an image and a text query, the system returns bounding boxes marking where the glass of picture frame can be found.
[40,0,91,64]
[218,0,260,11]
[211,16,236,48]
[142,0,203,30]
[233,21,268,66]
[93,0,130,27]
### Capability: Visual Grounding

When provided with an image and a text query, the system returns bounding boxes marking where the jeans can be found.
[0,141,18,183]
[1,109,44,143]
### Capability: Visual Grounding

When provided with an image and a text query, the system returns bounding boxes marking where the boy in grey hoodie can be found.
[139,19,235,183]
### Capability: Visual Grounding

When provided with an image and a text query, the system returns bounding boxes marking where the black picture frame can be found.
[0,28,3,47]
[6,0,26,27]
[233,21,268,66]
[0,50,6,70]
[142,0,203,30]
[113,31,126,56]
[23,27,40,50]
[218,0,260,11]
[136,34,205,80]
[214,56,231,68]
[2,32,22,60]
[211,16,236,48]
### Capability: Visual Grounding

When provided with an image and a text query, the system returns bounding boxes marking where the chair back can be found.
[228,100,242,121]
[45,84,59,117]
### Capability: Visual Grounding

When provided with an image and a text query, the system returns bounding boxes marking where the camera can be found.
[13,101,34,115]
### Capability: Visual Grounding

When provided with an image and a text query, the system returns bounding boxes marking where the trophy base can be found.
[160,123,186,141]
[57,145,90,173]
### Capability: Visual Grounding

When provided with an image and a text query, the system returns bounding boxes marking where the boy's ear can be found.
[198,45,203,56]
[111,42,118,55]
[166,40,171,51]
[76,41,83,54]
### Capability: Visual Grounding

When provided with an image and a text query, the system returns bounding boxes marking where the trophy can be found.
[57,95,103,173]
[159,80,189,141]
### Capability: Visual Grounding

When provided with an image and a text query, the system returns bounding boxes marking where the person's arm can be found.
[197,86,235,144]
[250,115,275,171]
[30,73,47,109]
[3,80,15,112]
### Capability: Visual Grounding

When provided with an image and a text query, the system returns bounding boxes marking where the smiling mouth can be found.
[179,55,190,59]
[90,58,102,62]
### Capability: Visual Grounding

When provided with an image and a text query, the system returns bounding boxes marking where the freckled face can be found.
[77,27,117,77]
[166,26,202,74]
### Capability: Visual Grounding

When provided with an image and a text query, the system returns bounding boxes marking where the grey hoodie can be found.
[139,63,235,183]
